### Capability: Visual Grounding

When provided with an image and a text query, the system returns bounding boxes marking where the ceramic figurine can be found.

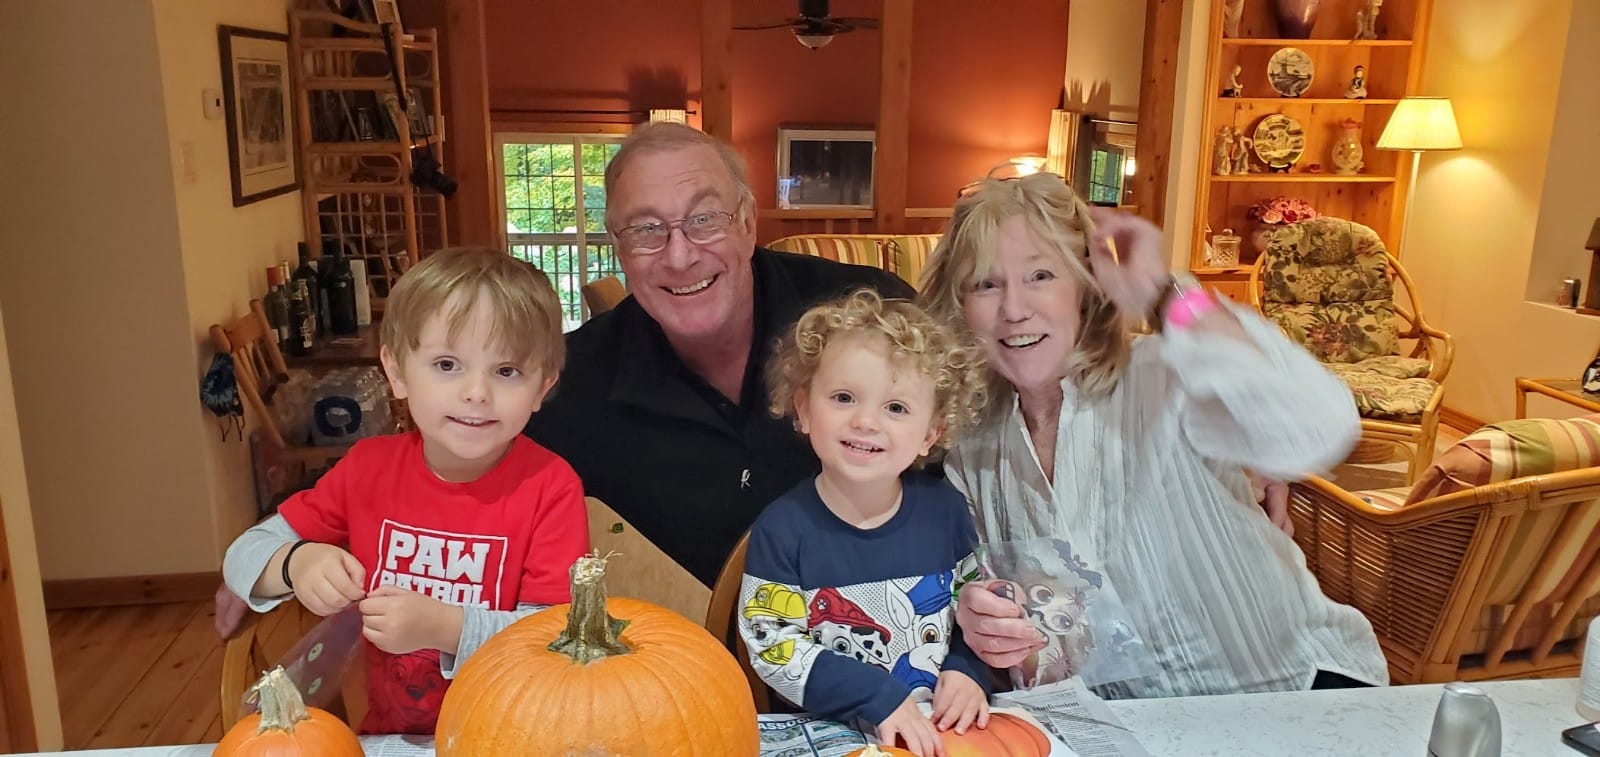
[1345,65,1368,99]
[1222,64,1245,97]
[1233,131,1254,175]
[1224,0,1246,38]
[1355,0,1383,40]
[1214,126,1236,176]
[1584,354,1600,394]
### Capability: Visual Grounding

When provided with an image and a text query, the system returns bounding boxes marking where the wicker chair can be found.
[1289,415,1600,683]
[1248,217,1454,483]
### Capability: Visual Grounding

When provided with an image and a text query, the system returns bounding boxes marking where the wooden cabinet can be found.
[289,11,449,306]
[1188,0,1434,287]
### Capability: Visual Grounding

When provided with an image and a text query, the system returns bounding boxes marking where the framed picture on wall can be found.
[218,25,298,206]
[777,127,875,210]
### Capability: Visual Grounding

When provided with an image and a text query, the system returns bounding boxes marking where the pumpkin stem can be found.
[548,552,632,663]
[250,666,309,734]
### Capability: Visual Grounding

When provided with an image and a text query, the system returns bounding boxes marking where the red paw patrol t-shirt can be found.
[279,432,589,734]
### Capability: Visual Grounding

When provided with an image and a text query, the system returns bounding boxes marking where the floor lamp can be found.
[1377,97,1462,256]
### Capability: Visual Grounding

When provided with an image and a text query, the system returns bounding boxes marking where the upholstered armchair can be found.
[1248,217,1454,482]
[1290,415,1600,683]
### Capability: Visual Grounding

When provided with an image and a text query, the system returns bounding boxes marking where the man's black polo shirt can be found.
[525,248,913,586]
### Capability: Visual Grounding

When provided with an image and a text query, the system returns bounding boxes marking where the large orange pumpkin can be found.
[213,666,362,756]
[436,554,760,755]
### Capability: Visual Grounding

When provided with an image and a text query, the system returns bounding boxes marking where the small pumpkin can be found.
[436,553,760,756]
[991,713,1051,755]
[212,666,362,756]
[848,746,918,757]
[937,713,1050,757]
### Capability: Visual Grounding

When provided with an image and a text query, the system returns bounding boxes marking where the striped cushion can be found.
[1404,414,1600,505]
[1398,415,1600,654]
[767,235,886,269]
[889,235,941,288]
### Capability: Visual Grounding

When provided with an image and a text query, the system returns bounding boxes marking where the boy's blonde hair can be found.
[918,173,1130,401]
[379,247,565,378]
[767,289,988,458]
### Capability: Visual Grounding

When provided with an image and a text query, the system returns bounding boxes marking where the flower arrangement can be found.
[1246,196,1320,225]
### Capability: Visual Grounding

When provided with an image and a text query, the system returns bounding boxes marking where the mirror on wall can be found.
[1071,116,1137,209]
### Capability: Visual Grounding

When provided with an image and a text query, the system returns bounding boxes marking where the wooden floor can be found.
[47,599,311,750]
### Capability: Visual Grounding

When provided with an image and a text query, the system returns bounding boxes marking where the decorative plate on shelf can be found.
[1267,47,1315,97]
[1251,114,1307,170]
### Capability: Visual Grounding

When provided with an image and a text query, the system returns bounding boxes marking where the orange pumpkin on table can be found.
[212,666,362,757]
[435,553,760,756]
[937,712,1051,757]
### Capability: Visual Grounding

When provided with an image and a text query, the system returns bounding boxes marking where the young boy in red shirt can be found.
[222,248,589,734]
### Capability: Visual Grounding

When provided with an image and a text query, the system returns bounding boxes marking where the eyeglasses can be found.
[613,198,743,254]
[956,171,1067,199]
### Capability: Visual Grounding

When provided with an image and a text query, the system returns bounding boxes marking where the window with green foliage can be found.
[498,134,624,331]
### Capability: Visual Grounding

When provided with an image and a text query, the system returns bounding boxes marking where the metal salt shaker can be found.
[1427,682,1501,757]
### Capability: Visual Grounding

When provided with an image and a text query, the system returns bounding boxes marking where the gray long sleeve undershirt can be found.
[221,514,547,679]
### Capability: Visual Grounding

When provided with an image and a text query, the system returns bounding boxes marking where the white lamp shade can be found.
[1377,97,1463,151]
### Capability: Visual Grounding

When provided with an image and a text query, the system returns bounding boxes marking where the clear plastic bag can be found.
[308,367,394,446]
[977,537,1158,690]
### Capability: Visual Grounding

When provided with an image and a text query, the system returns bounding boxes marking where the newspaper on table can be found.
[758,703,1076,756]
[995,677,1152,757]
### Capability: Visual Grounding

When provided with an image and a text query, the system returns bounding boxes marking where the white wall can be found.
[1063,0,1147,121]
[1403,0,1600,422]
[151,0,302,560]
[1522,0,1600,308]
[0,0,301,581]
[0,0,216,579]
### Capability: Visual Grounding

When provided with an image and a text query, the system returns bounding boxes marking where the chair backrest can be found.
[704,532,771,713]
[210,300,292,448]
[1247,217,1451,380]
[767,234,888,270]
[581,276,627,316]
[888,234,942,288]
[585,497,710,621]
[1302,416,1600,683]
[1248,217,1398,364]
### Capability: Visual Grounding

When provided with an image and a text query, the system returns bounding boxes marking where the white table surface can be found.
[16,678,1586,756]
[1105,678,1585,756]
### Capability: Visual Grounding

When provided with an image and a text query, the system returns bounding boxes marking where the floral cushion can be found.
[1259,218,1397,364]
[1325,363,1438,419]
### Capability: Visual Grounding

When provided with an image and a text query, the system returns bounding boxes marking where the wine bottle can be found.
[264,266,290,352]
[287,279,316,356]
[321,243,360,335]
[292,243,325,337]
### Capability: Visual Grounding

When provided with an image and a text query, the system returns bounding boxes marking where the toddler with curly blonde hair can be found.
[738,289,994,756]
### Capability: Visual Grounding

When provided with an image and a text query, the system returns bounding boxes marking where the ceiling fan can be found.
[734,0,880,50]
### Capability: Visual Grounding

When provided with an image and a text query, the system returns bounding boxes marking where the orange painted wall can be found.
[481,0,1069,234]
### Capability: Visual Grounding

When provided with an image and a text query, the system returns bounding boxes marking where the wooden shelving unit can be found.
[1189,0,1434,303]
[289,11,449,305]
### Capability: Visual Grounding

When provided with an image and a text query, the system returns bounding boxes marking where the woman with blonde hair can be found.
[921,173,1387,696]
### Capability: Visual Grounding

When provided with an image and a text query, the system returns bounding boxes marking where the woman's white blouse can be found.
[946,303,1388,697]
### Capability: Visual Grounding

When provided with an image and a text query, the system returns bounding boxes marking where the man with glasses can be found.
[525,123,912,587]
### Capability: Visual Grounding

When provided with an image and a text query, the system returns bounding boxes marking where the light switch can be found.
[202,88,224,120]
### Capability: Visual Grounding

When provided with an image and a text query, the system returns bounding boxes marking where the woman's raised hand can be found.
[1086,207,1169,323]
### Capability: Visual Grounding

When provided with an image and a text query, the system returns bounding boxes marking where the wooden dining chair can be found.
[704,532,771,713]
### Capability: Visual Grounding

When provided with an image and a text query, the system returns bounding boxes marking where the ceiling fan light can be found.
[794,32,834,49]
